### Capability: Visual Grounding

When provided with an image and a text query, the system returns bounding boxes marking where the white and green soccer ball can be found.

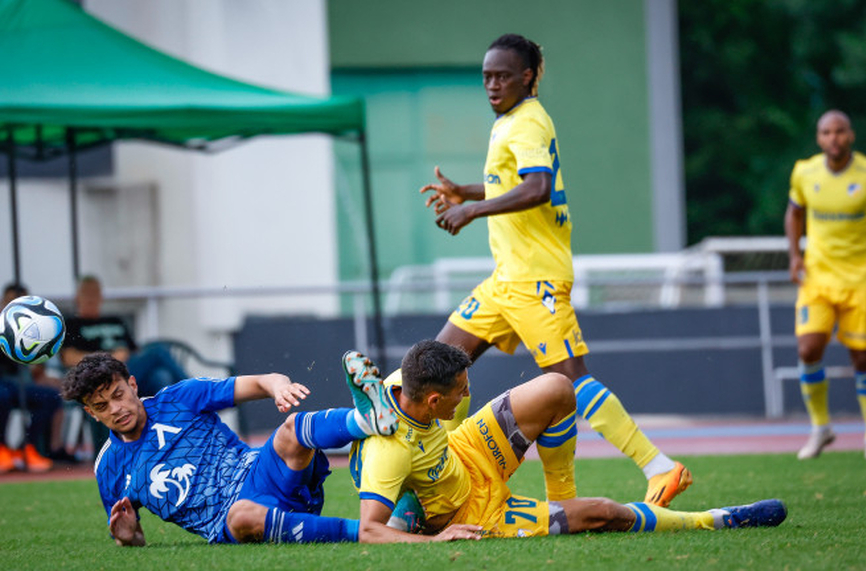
[0,295,66,365]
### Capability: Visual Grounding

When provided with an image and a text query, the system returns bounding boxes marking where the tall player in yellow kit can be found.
[420,33,691,506]
[348,341,787,543]
[785,110,866,460]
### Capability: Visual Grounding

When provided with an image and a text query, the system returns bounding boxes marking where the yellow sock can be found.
[536,411,577,500]
[799,363,830,426]
[442,395,471,432]
[625,502,714,531]
[574,376,659,468]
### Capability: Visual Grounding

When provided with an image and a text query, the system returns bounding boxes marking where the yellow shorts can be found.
[448,275,588,368]
[796,282,866,350]
[447,398,552,538]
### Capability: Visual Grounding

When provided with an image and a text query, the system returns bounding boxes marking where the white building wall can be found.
[81,0,338,360]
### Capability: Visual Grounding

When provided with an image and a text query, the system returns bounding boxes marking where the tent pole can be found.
[67,128,81,282]
[6,127,21,285]
[359,131,386,370]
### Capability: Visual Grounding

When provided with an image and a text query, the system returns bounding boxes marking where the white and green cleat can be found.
[342,350,398,436]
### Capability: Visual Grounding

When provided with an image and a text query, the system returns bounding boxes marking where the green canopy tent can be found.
[0,0,386,364]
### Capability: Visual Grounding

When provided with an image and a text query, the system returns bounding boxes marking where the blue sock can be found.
[263,508,359,543]
[344,409,369,439]
[294,408,357,450]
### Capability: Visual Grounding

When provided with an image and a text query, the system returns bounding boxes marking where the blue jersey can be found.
[94,377,257,543]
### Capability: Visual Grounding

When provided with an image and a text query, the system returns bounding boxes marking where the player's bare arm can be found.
[358,499,482,543]
[784,202,806,284]
[420,166,485,213]
[435,171,551,235]
[233,373,309,412]
[109,497,146,547]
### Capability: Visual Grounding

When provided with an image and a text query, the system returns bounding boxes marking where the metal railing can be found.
[42,269,812,419]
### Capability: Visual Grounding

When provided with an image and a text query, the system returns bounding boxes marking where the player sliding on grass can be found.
[348,341,787,542]
[61,352,400,546]
[419,33,691,507]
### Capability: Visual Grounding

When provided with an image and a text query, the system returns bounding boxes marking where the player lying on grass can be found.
[61,352,400,546]
[348,340,788,542]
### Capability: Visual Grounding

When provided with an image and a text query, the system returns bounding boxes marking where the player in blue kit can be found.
[61,352,398,546]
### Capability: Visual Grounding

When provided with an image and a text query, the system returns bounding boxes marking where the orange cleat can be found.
[645,461,692,508]
[0,445,15,474]
[22,444,53,473]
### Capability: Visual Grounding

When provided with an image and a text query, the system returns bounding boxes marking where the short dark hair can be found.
[401,339,471,402]
[62,352,130,404]
[488,33,545,96]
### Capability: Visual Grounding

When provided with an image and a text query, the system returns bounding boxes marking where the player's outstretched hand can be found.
[420,166,464,214]
[109,497,139,545]
[436,204,475,236]
[433,523,483,541]
[272,376,310,413]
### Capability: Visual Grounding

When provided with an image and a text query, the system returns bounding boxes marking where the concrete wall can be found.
[328,0,686,265]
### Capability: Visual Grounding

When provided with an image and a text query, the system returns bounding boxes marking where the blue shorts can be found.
[219,430,331,542]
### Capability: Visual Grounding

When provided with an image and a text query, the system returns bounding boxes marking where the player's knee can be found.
[538,372,575,410]
[277,412,299,440]
[797,336,827,363]
[849,350,866,371]
[226,500,266,543]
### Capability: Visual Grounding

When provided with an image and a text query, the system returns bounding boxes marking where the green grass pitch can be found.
[1,452,864,570]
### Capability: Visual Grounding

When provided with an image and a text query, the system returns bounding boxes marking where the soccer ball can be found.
[0,295,66,365]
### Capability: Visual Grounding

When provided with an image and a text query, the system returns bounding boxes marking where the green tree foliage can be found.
[679,0,866,243]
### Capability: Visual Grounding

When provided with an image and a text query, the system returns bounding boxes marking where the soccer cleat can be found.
[713,499,788,529]
[22,444,52,473]
[387,490,426,533]
[797,426,836,460]
[342,350,398,436]
[0,445,15,473]
[645,461,693,507]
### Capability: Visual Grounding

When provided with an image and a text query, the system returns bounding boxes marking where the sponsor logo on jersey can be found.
[427,446,449,482]
[537,342,548,355]
[812,209,865,221]
[475,417,507,469]
[485,173,501,185]
[848,183,862,196]
[149,462,196,507]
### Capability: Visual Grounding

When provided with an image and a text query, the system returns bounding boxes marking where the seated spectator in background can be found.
[0,283,65,473]
[61,275,186,397]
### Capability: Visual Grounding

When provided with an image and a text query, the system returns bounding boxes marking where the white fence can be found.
[35,237,821,419]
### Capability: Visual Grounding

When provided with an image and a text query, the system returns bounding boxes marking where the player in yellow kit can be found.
[785,110,866,459]
[346,342,786,543]
[420,33,691,505]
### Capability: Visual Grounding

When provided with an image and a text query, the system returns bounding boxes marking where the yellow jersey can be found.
[350,382,471,520]
[484,97,573,282]
[789,152,866,288]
